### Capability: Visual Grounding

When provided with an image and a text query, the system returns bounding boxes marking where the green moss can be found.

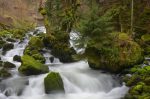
[129,84,143,95]
[0,30,11,37]
[32,53,46,63]
[141,34,150,42]
[23,36,46,64]
[28,36,44,49]
[126,74,142,86]
[44,72,64,94]
[11,29,26,39]
[18,55,49,75]
[86,33,143,73]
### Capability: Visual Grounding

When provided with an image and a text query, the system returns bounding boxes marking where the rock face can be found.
[88,33,143,73]
[18,55,49,76]
[44,72,64,94]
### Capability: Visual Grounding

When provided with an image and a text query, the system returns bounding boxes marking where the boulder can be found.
[13,55,21,62]
[44,72,64,94]
[18,55,49,75]
[6,38,16,42]
[49,57,54,63]
[3,61,16,69]
[2,43,14,52]
[88,33,143,73]
[31,53,46,63]
[28,36,44,49]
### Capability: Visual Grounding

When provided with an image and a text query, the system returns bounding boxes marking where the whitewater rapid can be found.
[0,27,128,99]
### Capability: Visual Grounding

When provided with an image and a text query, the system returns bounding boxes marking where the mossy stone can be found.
[86,33,143,73]
[28,36,44,49]
[2,43,14,52]
[13,55,22,62]
[3,61,16,69]
[32,53,46,63]
[18,55,49,76]
[44,72,64,94]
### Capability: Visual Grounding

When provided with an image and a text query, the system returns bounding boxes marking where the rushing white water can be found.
[0,27,129,99]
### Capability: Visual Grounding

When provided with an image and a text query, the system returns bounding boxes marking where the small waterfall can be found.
[0,26,129,99]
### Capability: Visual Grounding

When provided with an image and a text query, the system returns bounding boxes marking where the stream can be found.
[0,27,128,99]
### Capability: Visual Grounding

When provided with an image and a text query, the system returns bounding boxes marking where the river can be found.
[0,27,128,99]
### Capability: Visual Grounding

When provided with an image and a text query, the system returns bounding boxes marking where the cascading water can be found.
[0,27,128,99]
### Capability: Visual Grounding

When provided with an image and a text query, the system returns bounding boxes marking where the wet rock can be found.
[18,55,49,75]
[3,61,16,69]
[49,57,54,63]
[2,43,14,52]
[6,38,16,42]
[13,55,21,62]
[44,72,64,94]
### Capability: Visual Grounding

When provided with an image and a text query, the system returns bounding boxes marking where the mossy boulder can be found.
[24,47,46,64]
[0,69,11,79]
[31,53,46,63]
[88,33,143,73]
[44,72,64,94]
[28,36,44,49]
[23,36,46,63]
[3,61,16,69]
[13,55,21,62]
[51,45,76,63]
[18,55,49,76]
[43,34,76,63]
[2,43,14,52]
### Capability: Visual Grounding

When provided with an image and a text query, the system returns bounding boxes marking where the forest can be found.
[0,0,150,99]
